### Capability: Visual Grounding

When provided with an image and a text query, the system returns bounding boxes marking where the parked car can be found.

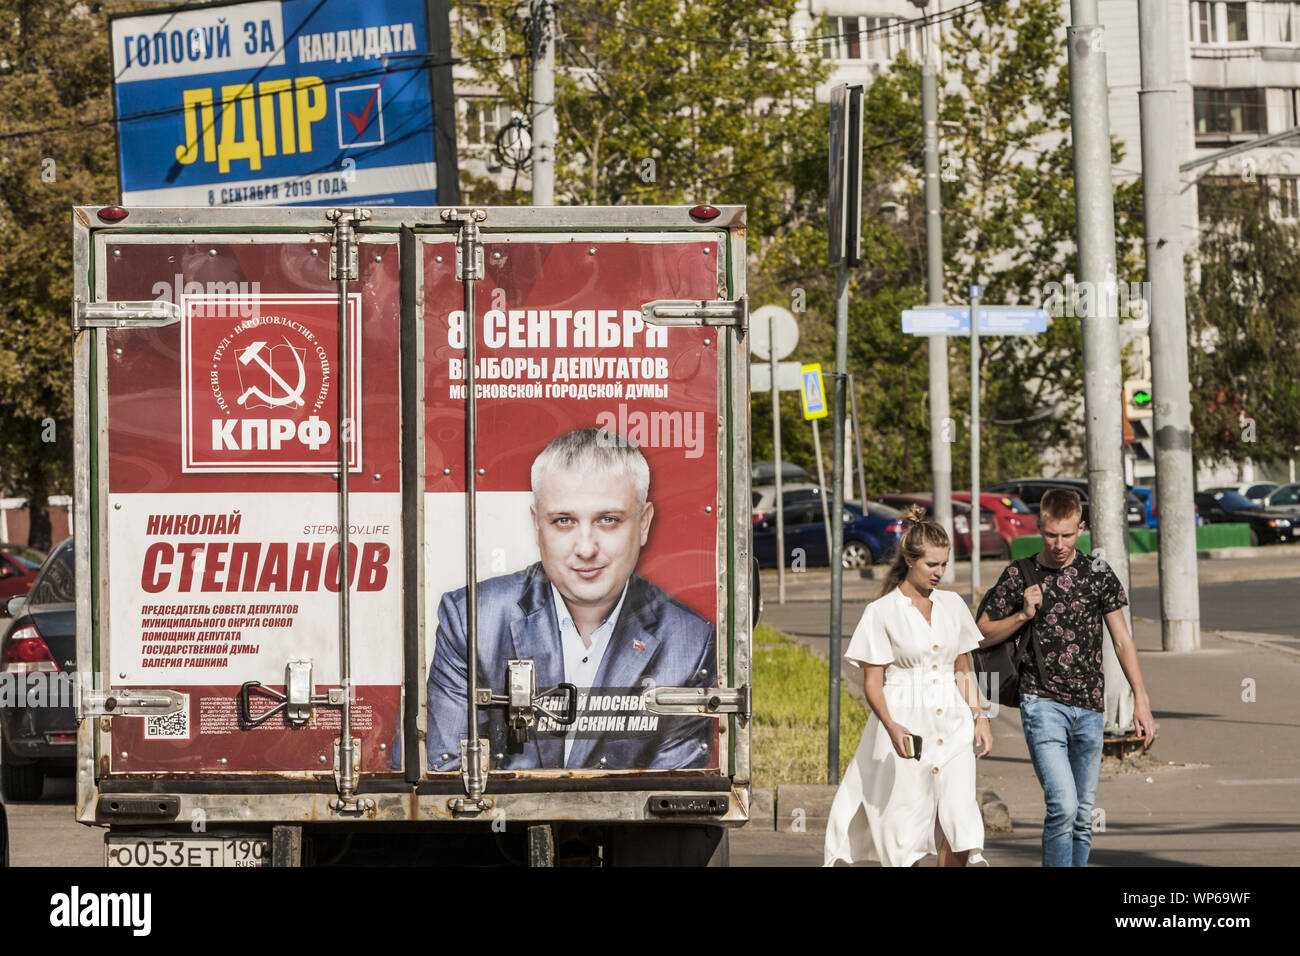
[0,543,45,614]
[987,477,1147,528]
[752,460,812,485]
[752,483,822,522]
[1207,482,1278,506]
[754,500,904,569]
[1,538,76,801]
[867,493,1002,560]
[951,492,1039,556]
[1129,486,1158,529]
[1264,482,1300,515]
[1193,491,1299,546]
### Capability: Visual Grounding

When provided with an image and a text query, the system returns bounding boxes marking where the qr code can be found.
[144,694,190,740]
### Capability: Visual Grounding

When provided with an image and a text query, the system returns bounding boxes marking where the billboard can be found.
[109,0,457,207]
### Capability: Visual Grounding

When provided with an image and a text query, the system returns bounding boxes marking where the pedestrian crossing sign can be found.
[800,364,828,420]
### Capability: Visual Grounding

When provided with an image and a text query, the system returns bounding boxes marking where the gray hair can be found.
[531,427,650,510]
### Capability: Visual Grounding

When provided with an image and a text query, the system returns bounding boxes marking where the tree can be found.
[454,0,830,238]
[1187,180,1300,469]
[754,0,1147,495]
[0,1,118,549]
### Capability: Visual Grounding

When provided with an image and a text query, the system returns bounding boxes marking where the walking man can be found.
[976,488,1156,866]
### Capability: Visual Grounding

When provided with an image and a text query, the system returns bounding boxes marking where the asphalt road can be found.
[1131,579,1298,640]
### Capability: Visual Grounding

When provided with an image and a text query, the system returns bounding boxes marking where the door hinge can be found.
[73,299,180,332]
[643,684,750,718]
[81,688,186,719]
[439,207,487,280]
[641,294,747,330]
[326,207,371,280]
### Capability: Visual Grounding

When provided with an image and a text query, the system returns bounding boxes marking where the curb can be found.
[775,783,835,834]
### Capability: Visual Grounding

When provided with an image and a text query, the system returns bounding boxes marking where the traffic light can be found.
[1124,379,1154,472]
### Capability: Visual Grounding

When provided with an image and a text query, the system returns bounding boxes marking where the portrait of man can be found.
[425,427,717,771]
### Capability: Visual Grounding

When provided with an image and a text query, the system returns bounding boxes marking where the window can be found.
[1190,1,1218,42]
[822,14,919,62]
[1226,2,1248,40]
[1263,1,1300,41]
[1269,175,1300,219]
[823,16,859,60]
[864,16,890,60]
[897,22,927,61]
[28,542,74,606]
[463,100,515,148]
[1194,87,1267,135]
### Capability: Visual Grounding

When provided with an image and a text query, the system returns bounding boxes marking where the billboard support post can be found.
[530,0,556,205]
[826,83,862,784]
[771,315,786,605]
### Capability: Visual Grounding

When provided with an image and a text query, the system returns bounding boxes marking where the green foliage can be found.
[751,624,869,786]
[455,0,831,238]
[0,1,119,547]
[755,0,1146,493]
[1188,183,1300,466]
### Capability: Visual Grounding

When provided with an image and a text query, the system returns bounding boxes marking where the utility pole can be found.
[969,283,981,601]
[530,0,556,205]
[923,60,955,582]
[1138,0,1200,653]
[1067,0,1135,733]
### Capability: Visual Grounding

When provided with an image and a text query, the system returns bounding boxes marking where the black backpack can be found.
[971,557,1044,709]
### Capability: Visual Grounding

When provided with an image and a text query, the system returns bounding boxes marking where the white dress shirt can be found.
[550,581,629,765]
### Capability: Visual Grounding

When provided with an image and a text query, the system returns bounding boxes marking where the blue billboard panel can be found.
[110,0,448,207]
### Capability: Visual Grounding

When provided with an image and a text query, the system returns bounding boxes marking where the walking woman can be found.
[824,505,993,867]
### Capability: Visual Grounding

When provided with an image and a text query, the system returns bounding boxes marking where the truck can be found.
[70,203,754,865]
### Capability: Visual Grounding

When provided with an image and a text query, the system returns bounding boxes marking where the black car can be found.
[1193,491,1299,546]
[1,538,76,800]
[987,477,1147,528]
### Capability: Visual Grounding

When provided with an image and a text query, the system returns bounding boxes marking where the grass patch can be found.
[751,624,871,786]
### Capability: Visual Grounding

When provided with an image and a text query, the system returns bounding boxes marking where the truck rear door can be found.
[74,205,751,830]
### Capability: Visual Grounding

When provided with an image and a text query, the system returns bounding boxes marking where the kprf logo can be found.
[181,294,361,472]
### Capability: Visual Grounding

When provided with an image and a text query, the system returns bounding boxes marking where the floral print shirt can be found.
[984,551,1127,711]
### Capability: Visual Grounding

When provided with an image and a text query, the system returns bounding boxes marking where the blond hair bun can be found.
[901,503,928,524]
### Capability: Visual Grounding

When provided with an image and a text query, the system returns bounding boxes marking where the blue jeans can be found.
[1020,692,1104,867]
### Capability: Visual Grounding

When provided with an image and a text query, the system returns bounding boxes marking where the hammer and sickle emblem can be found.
[235,338,307,408]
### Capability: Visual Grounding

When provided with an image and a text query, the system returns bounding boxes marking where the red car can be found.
[951,492,1039,557]
[868,493,1001,560]
[0,543,45,615]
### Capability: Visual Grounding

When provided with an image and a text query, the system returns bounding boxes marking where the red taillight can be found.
[885,522,903,535]
[97,206,129,222]
[689,204,720,220]
[3,625,58,673]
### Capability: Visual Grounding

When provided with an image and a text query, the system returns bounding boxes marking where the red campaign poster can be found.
[102,242,402,775]
[421,236,726,775]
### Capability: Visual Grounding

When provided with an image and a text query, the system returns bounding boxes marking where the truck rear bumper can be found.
[80,783,753,828]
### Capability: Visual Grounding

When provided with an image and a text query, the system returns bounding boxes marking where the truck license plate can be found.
[107,836,269,867]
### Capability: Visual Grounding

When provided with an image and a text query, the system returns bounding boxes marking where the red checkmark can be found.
[345,78,385,136]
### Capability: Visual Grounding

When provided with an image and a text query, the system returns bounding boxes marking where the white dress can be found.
[823,587,988,867]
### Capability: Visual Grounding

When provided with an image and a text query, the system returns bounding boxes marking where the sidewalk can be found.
[735,576,1300,866]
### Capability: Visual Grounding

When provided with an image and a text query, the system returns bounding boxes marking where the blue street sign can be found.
[978,307,1049,334]
[969,284,982,298]
[901,307,970,335]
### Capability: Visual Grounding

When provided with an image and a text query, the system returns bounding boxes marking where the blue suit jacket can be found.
[426,563,717,771]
